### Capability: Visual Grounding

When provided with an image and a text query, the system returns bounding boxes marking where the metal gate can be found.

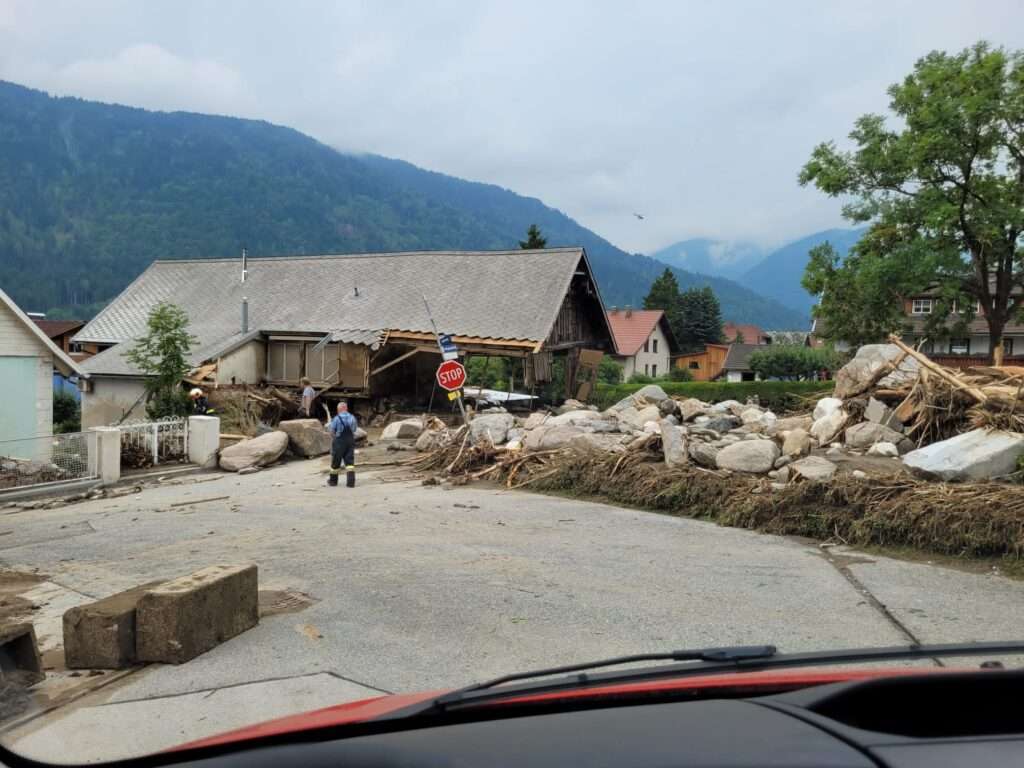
[118,418,189,468]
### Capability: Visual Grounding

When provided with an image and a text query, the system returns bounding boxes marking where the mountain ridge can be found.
[0,80,808,329]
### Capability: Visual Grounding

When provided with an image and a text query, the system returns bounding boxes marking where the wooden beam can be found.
[369,347,422,377]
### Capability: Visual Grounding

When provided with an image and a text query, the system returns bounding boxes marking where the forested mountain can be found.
[0,81,808,328]
[738,228,866,316]
[648,238,764,280]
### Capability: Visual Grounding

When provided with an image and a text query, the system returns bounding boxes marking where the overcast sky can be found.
[1,1,1021,255]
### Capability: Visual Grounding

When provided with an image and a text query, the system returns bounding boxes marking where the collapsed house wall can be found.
[216,341,266,386]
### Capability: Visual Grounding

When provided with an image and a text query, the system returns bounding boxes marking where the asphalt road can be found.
[3,457,1023,761]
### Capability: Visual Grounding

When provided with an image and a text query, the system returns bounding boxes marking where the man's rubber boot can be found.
[346,468,355,488]
[327,471,339,487]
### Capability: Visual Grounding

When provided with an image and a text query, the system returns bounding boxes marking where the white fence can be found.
[0,431,97,491]
[118,418,189,468]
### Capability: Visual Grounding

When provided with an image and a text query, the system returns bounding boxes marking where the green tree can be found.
[125,302,197,419]
[519,224,547,249]
[678,286,724,351]
[799,42,1024,360]
[748,346,842,381]
[597,357,624,384]
[643,268,684,341]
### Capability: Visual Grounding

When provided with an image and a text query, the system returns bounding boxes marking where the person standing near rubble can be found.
[300,377,315,417]
[327,401,357,488]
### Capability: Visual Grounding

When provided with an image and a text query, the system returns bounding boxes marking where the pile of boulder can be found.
[219,418,368,472]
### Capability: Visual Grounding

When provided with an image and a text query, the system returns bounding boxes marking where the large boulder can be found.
[381,419,423,440]
[709,399,744,415]
[790,455,838,482]
[617,404,662,431]
[813,397,843,421]
[715,440,779,473]
[782,428,812,457]
[865,397,904,430]
[658,398,680,418]
[523,412,550,430]
[570,432,625,453]
[901,429,1024,481]
[277,419,332,458]
[609,384,669,412]
[834,344,920,399]
[470,412,515,444]
[415,429,446,452]
[689,442,720,468]
[866,442,899,458]
[679,398,708,422]
[547,410,605,427]
[844,421,905,450]
[556,399,586,414]
[219,431,288,471]
[810,408,848,445]
[769,414,813,437]
[524,425,585,451]
[661,424,689,468]
[704,415,741,434]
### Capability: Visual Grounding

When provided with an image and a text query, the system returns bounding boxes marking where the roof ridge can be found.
[151,247,585,264]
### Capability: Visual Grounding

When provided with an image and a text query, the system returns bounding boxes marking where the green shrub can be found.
[628,372,655,384]
[53,390,81,433]
[748,345,842,380]
[667,367,693,382]
[597,357,623,384]
[593,380,834,412]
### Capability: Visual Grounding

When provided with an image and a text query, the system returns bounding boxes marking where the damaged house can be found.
[74,248,614,427]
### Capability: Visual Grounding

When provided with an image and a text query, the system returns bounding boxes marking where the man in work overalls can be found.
[327,401,357,488]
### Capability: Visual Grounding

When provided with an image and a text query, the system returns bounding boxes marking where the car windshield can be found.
[1,1,1024,763]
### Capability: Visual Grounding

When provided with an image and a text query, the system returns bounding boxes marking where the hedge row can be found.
[592,380,835,412]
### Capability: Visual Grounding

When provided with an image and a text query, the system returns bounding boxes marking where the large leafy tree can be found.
[126,302,197,419]
[800,42,1024,361]
[678,286,724,351]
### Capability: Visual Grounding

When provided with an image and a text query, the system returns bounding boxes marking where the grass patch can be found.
[593,380,834,411]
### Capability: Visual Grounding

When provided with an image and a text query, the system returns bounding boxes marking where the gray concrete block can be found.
[136,565,258,664]
[0,623,43,687]
[63,581,164,669]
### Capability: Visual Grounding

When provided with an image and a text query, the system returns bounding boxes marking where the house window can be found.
[950,338,970,355]
[653,338,658,354]
[643,340,649,353]
[911,298,933,315]
[688,361,700,370]
[916,338,933,354]
[651,364,657,377]
[1004,338,1015,356]
[644,363,649,376]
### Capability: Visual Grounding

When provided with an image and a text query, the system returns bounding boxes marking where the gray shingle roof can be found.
[77,248,590,376]
[722,343,763,371]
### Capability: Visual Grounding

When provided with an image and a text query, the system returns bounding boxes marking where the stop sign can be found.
[436,360,466,391]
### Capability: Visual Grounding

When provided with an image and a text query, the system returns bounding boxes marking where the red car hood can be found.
[177,666,947,752]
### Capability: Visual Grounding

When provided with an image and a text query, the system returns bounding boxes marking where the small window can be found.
[643,340,649,353]
[644,363,649,376]
[651,364,657,377]
[653,338,658,354]
[1003,338,1015,356]
[950,338,970,355]
[911,298,933,315]
[688,361,700,370]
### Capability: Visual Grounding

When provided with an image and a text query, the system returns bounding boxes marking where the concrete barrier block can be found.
[0,623,44,687]
[136,564,258,664]
[63,581,164,669]
[90,427,121,486]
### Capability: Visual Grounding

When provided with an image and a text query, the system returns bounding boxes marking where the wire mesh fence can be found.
[0,431,97,490]
[118,418,189,469]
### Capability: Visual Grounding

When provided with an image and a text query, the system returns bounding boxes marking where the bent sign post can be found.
[422,293,470,425]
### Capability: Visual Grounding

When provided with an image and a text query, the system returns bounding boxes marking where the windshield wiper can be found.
[426,641,1024,712]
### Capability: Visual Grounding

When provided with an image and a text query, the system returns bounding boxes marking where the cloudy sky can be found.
[1,1,1021,255]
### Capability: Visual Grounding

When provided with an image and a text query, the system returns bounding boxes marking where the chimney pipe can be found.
[241,297,249,334]
[241,246,248,283]
[625,304,632,318]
